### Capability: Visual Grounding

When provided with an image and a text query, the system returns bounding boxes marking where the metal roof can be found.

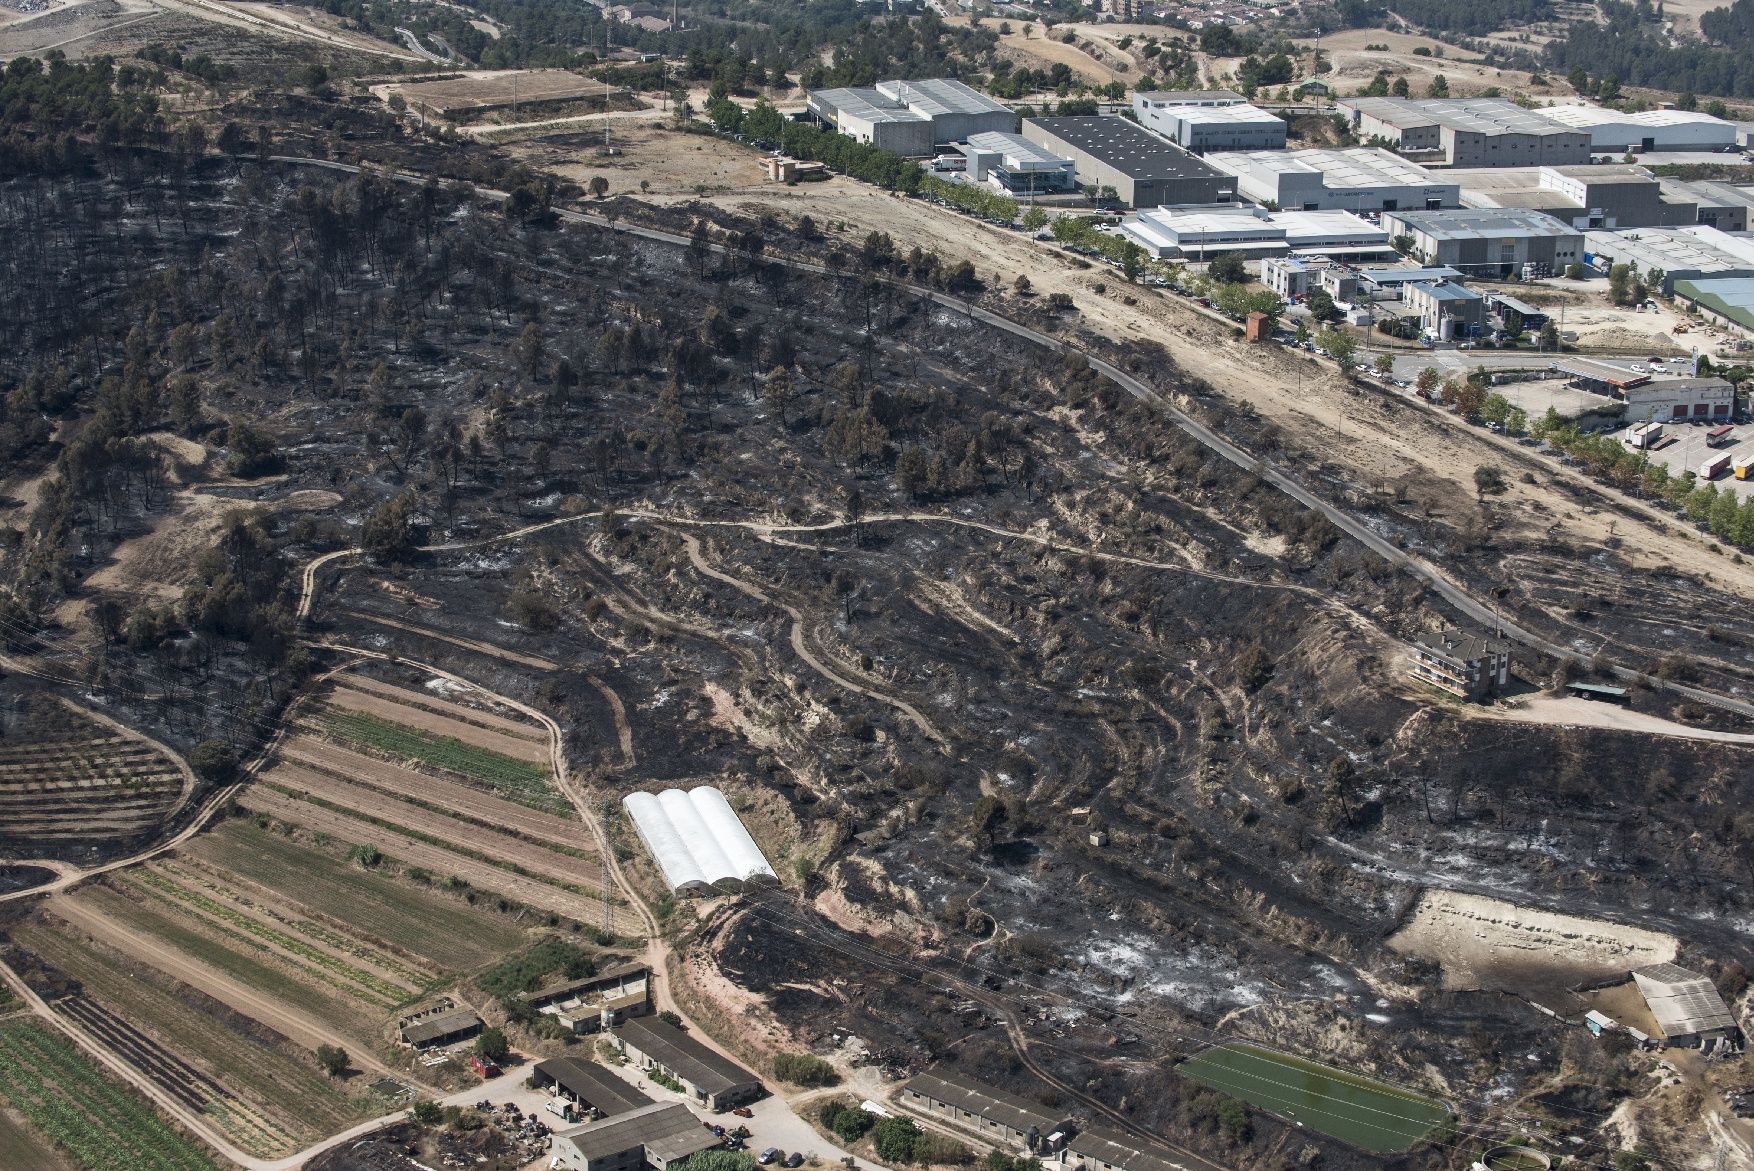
[1588,225,1754,274]
[622,786,776,893]
[1343,97,1583,137]
[1135,89,1243,104]
[903,1070,1065,1135]
[1543,105,1735,131]
[1386,208,1579,241]
[1023,117,1225,182]
[963,131,1069,166]
[525,962,649,1006]
[1659,178,1754,210]
[1357,265,1464,284]
[536,1057,656,1117]
[874,78,1010,118]
[556,1101,718,1163]
[1632,963,1737,1038]
[1407,281,1483,303]
[616,1016,759,1096]
[1208,146,1448,189]
[1676,276,1754,331]
[401,1009,481,1046]
[1066,1124,1183,1171]
[1152,103,1285,128]
[808,87,928,125]
[1568,682,1630,697]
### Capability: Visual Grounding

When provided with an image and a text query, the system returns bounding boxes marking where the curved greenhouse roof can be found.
[622,786,777,894]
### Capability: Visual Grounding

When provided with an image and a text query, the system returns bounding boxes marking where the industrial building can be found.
[1132,89,1245,108]
[622,786,777,895]
[535,1057,656,1121]
[1410,629,1510,701]
[1584,225,1754,293]
[1205,147,1458,212]
[1131,99,1286,151]
[521,963,651,1034]
[1631,963,1740,1050]
[1337,98,1592,167]
[1020,117,1236,208]
[901,1070,1071,1154]
[1118,206,1390,259]
[398,1007,484,1050]
[1540,106,1738,153]
[1676,276,1754,334]
[805,79,1012,156]
[1261,256,1318,300]
[1380,208,1584,277]
[1451,164,1692,230]
[1354,265,1464,296]
[614,1016,762,1110]
[1402,280,1488,341]
[957,132,1077,194]
[1657,179,1754,232]
[1065,1124,1184,1171]
[1620,377,1735,422]
[550,1102,720,1171]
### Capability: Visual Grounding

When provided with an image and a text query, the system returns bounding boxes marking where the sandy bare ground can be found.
[1388,889,1677,995]
[1305,28,1550,98]
[276,734,595,849]
[334,674,544,740]
[324,686,549,761]
[1488,694,1754,744]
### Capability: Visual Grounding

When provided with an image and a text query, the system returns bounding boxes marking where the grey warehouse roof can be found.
[1208,146,1446,188]
[1356,265,1464,283]
[808,87,928,125]
[1023,117,1223,182]
[1344,97,1580,136]
[874,77,1009,117]
[1409,281,1483,302]
[1632,963,1737,1038]
[1135,89,1243,103]
[536,1057,655,1117]
[618,1016,758,1096]
[1067,1123,1183,1171]
[964,131,1069,165]
[904,1070,1065,1135]
[1388,208,1577,240]
[558,1102,718,1163]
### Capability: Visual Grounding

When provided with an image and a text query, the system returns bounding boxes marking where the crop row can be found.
[0,1021,219,1171]
[124,871,410,1005]
[316,709,560,809]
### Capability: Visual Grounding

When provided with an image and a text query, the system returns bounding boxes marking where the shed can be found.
[1584,1010,1616,1035]
[551,1101,719,1171]
[614,1016,762,1109]
[901,1069,1071,1153]
[1631,963,1739,1049]
[399,1008,483,1049]
[534,1057,656,1119]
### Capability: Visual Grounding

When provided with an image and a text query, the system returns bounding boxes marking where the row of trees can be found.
[917,175,1020,224]
[1546,0,1754,100]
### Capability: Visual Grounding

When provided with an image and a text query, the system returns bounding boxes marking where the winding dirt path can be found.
[341,609,559,670]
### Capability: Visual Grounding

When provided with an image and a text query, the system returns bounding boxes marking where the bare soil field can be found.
[336,673,547,741]
[1387,890,1677,1002]
[943,17,1137,87]
[1492,694,1754,743]
[1300,29,1554,98]
[380,70,621,118]
[183,820,534,970]
[324,686,548,761]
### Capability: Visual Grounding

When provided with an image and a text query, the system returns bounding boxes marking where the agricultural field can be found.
[0,1019,219,1171]
[11,919,377,1157]
[1179,1043,1452,1154]
[0,692,188,855]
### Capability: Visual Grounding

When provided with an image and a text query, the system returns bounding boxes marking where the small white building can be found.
[1118,206,1389,260]
[1402,280,1488,341]
[1261,256,1318,299]
[957,131,1077,193]
[1132,99,1287,151]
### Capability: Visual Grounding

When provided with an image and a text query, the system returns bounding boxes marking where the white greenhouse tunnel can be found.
[622,786,778,894]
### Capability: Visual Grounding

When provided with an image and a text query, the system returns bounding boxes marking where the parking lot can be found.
[1630,419,1754,499]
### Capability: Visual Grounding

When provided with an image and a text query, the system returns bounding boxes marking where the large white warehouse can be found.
[1540,106,1738,153]
[1204,147,1459,213]
[1118,206,1390,259]
[622,786,777,895]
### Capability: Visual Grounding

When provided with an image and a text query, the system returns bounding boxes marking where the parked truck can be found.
[1626,422,1664,450]
[1737,456,1754,481]
[1701,453,1732,480]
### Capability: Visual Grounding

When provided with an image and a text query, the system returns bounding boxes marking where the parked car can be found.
[784,1154,805,1167]
[760,1148,782,1165]
[733,1107,754,1119]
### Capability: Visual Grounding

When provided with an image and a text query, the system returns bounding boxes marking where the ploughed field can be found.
[0,695,186,851]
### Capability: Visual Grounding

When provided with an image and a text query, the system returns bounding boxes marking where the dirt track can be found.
[336,674,546,740]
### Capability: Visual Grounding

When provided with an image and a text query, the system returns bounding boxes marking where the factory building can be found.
[1132,89,1245,108]
[1451,164,1693,229]
[1337,98,1592,167]
[901,1070,1072,1154]
[1401,280,1488,341]
[1657,179,1754,232]
[550,1102,720,1171]
[1540,106,1739,153]
[1354,265,1465,297]
[1380,208,1584,277]
[1131,98,1286,151]
[1118,206,1390,260]
[1631,963,1740,1050]
[1410,629,1510,701]
[1620,376,1735,423]
[1675,276,1754,335]
[806,79,1013,156]
[1584,225,1754,294]
[1020,117,1236,208]
[614,1017,762,1111]
[957,132,1077,194]
[1205,147,1458,212]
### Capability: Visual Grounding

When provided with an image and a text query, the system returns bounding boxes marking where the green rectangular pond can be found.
[1179,1043,1451,1154]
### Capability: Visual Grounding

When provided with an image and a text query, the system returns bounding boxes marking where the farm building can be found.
[1204,148,1458,213]
[957,132,1078,194]
[1631,963,1740,1050]
[522,963,651,1033]
[1402,280,1488,341]
[1585,226,1754,294]
[399,1007,484,1050]
[1379,208,1584,277]
[900,1070,1071,1153]
[622,786,777,895]
[1336,98,1591,167]
[806,79,1012,156]
[1118,206,1389,260]
[535,1057,655,1120]
[550,1101,719,1171]
[1451,165,1691,230]
[1539,107,1738,153]
[614,1016,762,1110]
[1064,1123,1183,1171]
[1410,629,1510,701]
[1019,117,1236,209]
[1131,100,1287,151]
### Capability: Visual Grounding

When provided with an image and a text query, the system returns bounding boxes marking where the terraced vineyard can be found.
[0,1019,219,1171]
[0,695,188,852]
[12,921,373,1157]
